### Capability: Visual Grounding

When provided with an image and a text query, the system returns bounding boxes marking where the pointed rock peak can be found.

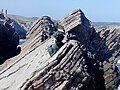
[40,16,51,20]
[60,9,95,44]
[29,16,55,31]
[69,9,84,16]
[26,15,57,44]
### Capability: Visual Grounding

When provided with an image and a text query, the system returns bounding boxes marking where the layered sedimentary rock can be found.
[0,16,57,90]
[0,12,20,64]
[0,9,119,90]
[21,9,120,90]
[60,9,94,44]
[96,26,120,89]
[21,16,57,52]
[27,16,57,42]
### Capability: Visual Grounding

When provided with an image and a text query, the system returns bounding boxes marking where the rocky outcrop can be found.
[0,12,20,64]
[96,26,120,89]
[0,16,57,90]
[22,9,119,90]
[60,9,94,44]
[0,9,119,90]
[20,16,57,52]
[27,16,57,41]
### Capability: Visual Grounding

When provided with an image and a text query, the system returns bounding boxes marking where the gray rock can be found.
[27,16,57,42]
[60,9,94,44]
[0,9,119,90]
[23,9,119,90]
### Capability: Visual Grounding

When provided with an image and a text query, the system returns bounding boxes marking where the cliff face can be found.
[0,9,119,90]
[0,12,20,64]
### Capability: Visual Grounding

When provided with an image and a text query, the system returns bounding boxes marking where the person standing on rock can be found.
[48,31,64,56]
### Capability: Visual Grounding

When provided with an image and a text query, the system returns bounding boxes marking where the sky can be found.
[0,0,120,22]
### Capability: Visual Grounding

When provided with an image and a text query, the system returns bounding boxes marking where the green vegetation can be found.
[31,71,37,78]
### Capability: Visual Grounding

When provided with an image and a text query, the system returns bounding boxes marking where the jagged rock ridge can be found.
[27,16,57,41]
[23,9,119,90]
[0,9,119,90]
[0,15,57,90]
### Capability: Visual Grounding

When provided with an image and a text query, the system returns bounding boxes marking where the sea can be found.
[19,39,26,45]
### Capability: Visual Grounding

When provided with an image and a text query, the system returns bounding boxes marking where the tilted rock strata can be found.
[22,40,103,90]
[21,9,120,90]
[20,16,57,54]
[0,38,54,90]
[0,15,57,89]
[96,26,120,90]
[27,16,57,42]
[0,9,119,90]
[60,9,94,45]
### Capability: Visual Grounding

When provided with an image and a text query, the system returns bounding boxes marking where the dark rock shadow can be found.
[66,26,119,90]
[0,22,20,65]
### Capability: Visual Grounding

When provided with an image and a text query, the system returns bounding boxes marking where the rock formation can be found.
[22,9,119,90]
[0,12,20,64]
[21,16,57,54]
[27,16,57,42]
[0,9,119,90]
[0,12,27,39]
[11,19,27,39]
[96,26,120,89]
[0,16,57,90]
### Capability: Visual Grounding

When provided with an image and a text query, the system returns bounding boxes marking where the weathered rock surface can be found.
[60,9,94,44]
[0,9,119,90]
[22,9,119,90]
[20,16,57,56]
[27,16,57,42]
[0,12,20,64]
[0,15,57,89]
[95,26,120,90]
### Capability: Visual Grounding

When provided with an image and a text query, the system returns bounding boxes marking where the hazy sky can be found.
[1,0,120,22]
